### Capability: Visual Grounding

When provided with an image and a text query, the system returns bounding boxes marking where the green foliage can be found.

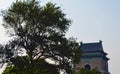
[1,0,81,74]
[2,57,59,74]
[73,68,101,74]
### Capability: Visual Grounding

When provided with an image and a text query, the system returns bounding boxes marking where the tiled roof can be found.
[80,41,103,52]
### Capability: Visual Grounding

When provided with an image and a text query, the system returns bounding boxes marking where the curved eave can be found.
[81,55,109,61]
[82,50,108,55]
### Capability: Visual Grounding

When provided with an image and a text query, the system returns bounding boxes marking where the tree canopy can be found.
[2,57,59,74]
[73,68,101,74]
[1,0,81,74]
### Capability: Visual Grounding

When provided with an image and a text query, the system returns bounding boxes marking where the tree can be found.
[1,0,81,74]
[2,57,59,74]
[0,44,5,66]
[73,68,101,74]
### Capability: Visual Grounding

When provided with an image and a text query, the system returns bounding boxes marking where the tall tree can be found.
[1,0,81,74]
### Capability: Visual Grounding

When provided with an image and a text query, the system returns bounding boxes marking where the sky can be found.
[0,0,120,74]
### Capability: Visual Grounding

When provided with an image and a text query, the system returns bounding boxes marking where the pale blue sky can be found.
[0,0,120,74]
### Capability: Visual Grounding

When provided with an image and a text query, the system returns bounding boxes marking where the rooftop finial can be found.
[99,40,102,43]
[80,41,83,45]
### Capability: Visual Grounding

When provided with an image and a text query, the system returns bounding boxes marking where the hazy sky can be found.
[0,0,120,74]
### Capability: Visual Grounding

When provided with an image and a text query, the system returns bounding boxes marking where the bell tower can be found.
[76,41,110,74]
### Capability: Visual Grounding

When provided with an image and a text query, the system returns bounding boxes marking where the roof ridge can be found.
[80,41,103,51]
[80,40,102,45]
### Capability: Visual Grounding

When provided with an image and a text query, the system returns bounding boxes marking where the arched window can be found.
[84,64,91,70]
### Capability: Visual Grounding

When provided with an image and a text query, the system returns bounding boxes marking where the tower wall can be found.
[76,58,103,70]
[75,57,109,74]
[76,41,110,74]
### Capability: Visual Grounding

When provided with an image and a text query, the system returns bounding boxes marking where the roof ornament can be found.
[80,41,83,45]
[99,40,102,44]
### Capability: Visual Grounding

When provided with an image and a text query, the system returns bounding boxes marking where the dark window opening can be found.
[84,64,91,70]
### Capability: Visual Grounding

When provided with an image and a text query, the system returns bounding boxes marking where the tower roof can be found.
[80,41,109,60]
[80,40,103,52]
